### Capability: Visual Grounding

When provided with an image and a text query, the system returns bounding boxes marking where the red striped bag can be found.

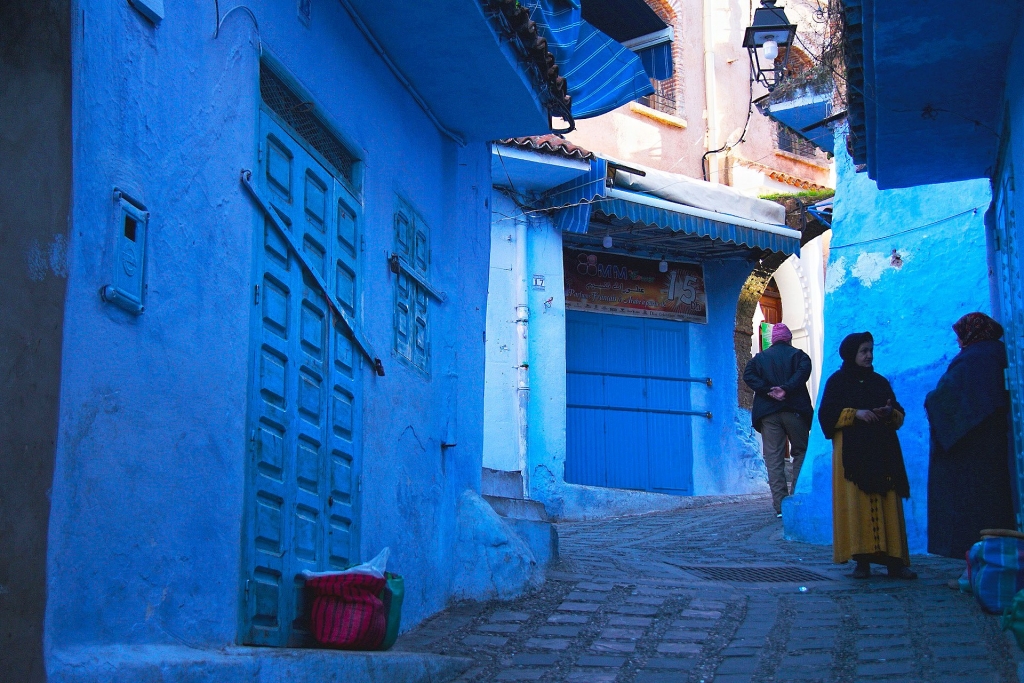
[306,572,388,649]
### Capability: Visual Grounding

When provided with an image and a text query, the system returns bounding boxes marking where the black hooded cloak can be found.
[818,332,911,498]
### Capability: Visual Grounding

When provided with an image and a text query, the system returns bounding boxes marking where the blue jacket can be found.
[743,342,814,432]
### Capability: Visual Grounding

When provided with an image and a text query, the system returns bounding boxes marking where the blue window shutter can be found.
[393,199,431,373]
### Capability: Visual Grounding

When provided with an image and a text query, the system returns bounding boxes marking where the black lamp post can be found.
[742,0,798,92]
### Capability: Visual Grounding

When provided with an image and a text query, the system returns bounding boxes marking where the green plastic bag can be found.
[1002,589,1024,652]
[379,572,404,650]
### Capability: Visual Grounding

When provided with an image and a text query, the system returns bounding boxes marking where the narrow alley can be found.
[398,495,1020,683]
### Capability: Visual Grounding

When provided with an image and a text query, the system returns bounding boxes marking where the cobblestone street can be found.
[397,495,1022,682]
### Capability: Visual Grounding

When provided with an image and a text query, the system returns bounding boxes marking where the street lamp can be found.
[742,0,797,92]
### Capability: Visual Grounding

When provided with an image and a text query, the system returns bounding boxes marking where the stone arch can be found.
[735,198,832,409]
[735,252,791,410]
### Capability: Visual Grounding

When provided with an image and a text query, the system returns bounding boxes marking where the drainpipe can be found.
[702,0,719,182]
[514,215,530,499]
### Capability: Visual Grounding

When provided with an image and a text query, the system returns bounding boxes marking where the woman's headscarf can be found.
[953,312,1003,348]
[818,331,910,497]
[839,331,873,370]
[927,315,1009,451]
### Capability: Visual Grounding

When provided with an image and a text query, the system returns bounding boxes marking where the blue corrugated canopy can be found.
[527,0,672,119]
[542,157,801,256]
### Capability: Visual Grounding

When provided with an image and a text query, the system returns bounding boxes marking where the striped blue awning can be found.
[594,198,801,254]
[542,157,800,256]
[527,0,656,119]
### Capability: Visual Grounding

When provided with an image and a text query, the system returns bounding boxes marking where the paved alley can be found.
[397,494,1021,683]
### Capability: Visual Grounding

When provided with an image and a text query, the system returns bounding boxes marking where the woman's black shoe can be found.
[887,565,917,579]
[852,562,871,579]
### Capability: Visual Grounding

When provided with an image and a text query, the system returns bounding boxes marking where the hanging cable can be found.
[830,206,984,250]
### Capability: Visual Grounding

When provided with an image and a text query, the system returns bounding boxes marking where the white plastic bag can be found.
[300,547,390,579]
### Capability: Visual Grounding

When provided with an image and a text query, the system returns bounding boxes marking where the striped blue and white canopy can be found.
[527,0,671,119]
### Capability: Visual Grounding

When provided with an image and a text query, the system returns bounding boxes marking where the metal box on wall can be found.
[102,190,149,314]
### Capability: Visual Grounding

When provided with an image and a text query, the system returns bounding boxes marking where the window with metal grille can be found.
[259,65,357,186]
[393,198,431,374]
[637,78,677,116]
[776,122,818,158]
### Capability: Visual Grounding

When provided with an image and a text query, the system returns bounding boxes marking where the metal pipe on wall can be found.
[702,0,719,183]
[514,214,530,498]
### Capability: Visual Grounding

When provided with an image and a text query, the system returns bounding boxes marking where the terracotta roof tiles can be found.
[497,135,595,161]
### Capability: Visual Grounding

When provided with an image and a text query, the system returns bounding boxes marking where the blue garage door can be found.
[565,310,695,494]
[242,110,363,646]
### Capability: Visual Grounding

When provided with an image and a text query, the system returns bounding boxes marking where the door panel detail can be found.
[242,111,364,646]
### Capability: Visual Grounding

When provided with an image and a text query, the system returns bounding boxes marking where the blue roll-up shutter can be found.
[635,41,673,81]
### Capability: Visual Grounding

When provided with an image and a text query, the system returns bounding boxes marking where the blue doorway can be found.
[565,311,695,494]
[241,105,363,646]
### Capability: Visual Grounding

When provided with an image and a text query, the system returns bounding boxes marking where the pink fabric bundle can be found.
[771,323,792,344]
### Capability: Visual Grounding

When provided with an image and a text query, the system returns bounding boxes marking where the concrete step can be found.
[481,468,523,498]
[482,494,559,567]
[481,494,549,522]
[50,644,473,683]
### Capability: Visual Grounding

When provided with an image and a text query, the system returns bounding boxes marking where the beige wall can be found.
[567,0,833,195]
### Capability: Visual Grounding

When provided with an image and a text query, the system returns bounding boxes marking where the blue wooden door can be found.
[242,110,362,646]
[994,161,1024,529]
[565,311,694,494]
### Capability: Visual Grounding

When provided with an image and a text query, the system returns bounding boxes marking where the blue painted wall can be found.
[45,0,524,672]
[784,128,992,551]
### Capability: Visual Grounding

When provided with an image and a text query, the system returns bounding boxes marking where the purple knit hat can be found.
[771,323,793,344]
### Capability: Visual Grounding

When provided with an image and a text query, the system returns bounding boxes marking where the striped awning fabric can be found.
[526,0,665,119]
[542,157,800,256]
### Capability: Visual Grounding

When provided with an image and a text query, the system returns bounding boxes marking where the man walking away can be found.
[743,323,814,517]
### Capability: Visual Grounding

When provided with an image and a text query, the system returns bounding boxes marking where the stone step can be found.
[482,494,549,522]
[50,644,473,683]
[481,467,524,498]
[482,494,559,567]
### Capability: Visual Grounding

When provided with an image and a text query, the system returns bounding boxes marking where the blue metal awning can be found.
[528,0,670,119]
[595,192,801,254]
[542,157,801,256]
[759,89,834,155]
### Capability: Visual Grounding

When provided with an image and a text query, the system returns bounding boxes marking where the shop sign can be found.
[563,249,708,323]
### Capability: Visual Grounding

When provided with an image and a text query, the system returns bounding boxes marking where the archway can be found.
[734,194,832,410]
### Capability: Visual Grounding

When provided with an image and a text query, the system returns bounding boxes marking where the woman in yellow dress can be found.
[819,332,916,579]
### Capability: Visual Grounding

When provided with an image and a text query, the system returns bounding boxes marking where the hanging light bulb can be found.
[602,234,613,249]
[762,37,779,61]
[659,259,668,273]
